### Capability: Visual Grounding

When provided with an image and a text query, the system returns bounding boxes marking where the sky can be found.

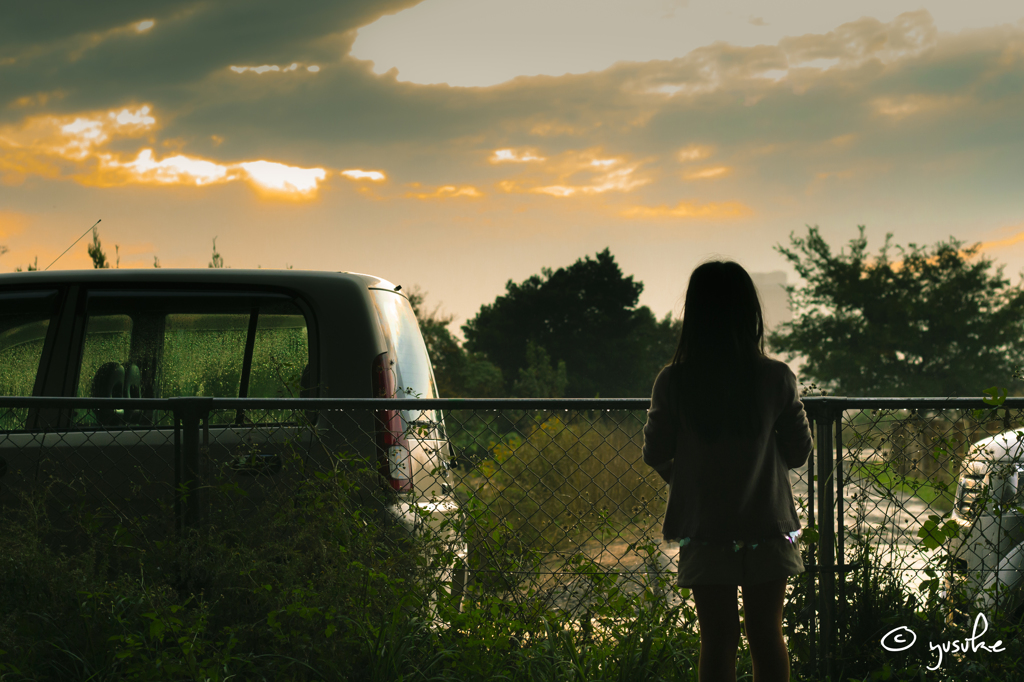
[2,0,1024,340]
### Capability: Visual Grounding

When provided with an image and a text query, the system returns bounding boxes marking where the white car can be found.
[944,429,1024,622]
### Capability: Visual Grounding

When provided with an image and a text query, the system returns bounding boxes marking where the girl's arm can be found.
[775,366,813,469]
[643,367,677,484]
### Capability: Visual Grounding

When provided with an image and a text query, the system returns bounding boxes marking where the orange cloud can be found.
[103,149,230,186]
[0,105,331,198]
[977,224,1024,252]
[406,183,482,199]
[872,94,969,120]
[621,200,752,219]
[677,145,714,162]
[498,149,650,198]
[683,166,731,180]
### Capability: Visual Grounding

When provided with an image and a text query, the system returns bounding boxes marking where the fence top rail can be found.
[0,396,653,410]
[800,396,1024,410]
[1,395,1022,411]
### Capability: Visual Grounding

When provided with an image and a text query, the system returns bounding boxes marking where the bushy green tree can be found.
[463,248,679,398]
[768,226,1024,397]
[511,341,568,398]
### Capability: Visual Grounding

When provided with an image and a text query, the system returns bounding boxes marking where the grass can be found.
[3,409,1024,680]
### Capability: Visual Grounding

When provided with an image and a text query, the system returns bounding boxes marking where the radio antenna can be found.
[44,219,101,271]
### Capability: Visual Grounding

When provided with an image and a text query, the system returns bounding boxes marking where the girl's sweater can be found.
[642,357,814,543]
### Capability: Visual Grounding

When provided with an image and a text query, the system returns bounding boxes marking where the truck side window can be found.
[161,313,248,399]
[73,294,310,428]
[248,304,309,399]
[0,291,58,430]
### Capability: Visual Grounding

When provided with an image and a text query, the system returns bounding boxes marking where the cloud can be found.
[977,224,1024,253]
[495,149,651,197]
[103,148,229,185]
[2,5,1024,226]
[872,94,969,120]
[621,200,752,219]
[677,144,713,162]
[406,183,482,199]
[683,166,730,180]
[228,62,319,74]
[0,103,330,196]
[239,160,327,194]
[341,169,386,181]
[490,148,545,163]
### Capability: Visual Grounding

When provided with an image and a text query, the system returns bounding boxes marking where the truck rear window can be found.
[370,290,439,401]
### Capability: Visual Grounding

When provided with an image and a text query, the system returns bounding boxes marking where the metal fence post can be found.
[173,398,211,532]
[834,404,847,659]
[805,412,818,676]
[816,400,837,681]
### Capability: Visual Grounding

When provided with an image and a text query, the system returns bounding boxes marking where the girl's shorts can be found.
[674,532,805,588]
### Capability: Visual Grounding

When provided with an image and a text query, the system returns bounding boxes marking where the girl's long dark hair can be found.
[669,260,767,442]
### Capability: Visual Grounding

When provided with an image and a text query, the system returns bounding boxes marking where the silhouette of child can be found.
[643,260,813,682]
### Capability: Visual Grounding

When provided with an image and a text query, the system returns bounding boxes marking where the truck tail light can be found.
[372,351,412,493]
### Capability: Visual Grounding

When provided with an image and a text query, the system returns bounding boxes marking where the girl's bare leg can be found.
[741,577,790,682]
[691,583,741,682]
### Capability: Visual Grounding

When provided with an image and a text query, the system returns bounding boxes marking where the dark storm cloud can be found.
[0,0,423,118]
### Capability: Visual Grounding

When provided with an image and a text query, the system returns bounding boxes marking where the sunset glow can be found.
[239,161,327,194]
[3,1,1023,334]
[114,149,230,186]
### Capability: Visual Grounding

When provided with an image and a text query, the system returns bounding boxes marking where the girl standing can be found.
[643,260,813,682]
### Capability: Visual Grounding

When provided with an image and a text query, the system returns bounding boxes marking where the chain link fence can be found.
[3,395,1024,678]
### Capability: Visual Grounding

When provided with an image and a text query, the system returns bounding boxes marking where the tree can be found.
[511,341,568,398]
[87,227,108,269]
[767,226,1024,397]
[407,287,503,398]
[462,248,679,398]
